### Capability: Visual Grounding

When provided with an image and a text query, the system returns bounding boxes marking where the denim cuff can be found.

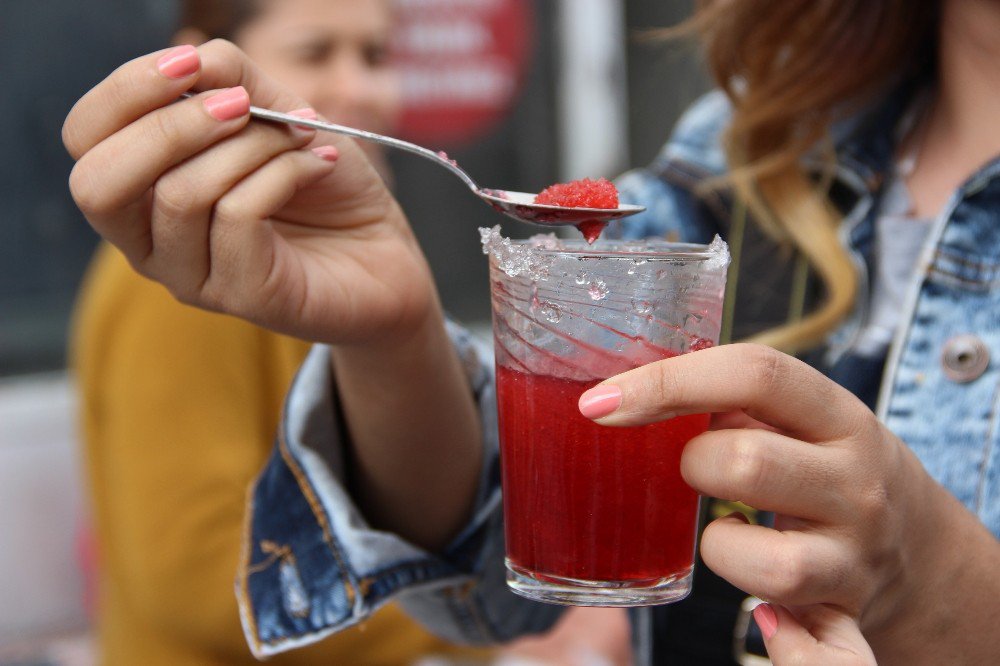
[236,325,509,657]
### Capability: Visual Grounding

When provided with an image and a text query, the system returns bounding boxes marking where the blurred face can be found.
[235,0,401,161]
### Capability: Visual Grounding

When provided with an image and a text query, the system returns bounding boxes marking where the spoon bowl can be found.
[477,189,645,226]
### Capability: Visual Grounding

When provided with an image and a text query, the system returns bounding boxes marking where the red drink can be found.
[483,230,729,605]
[497,364,707,585]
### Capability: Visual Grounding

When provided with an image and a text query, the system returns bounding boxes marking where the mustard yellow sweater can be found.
[73,244,486,665]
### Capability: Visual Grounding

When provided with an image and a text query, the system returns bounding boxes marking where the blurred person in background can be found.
[72,1,490,664]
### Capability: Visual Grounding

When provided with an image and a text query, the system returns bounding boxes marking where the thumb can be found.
[753,603,877,665]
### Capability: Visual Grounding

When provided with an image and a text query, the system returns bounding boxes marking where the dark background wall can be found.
[625,1,708,166]
[0,0,706,376]
[0,1,175,375]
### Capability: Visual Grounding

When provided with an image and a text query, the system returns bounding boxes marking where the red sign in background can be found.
[392,0,535,147]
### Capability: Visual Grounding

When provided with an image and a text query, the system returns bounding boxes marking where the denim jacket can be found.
[236,89,1000,661]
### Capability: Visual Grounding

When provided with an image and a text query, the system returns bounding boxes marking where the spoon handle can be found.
[179,93,479,191]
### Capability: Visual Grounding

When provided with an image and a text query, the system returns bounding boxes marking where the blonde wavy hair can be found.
[686,0,939,353]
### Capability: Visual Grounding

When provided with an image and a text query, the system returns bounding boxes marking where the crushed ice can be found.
[479,226,731,280]
[703,235,731,271]
[587,279,609,301]
[479,225,555,280]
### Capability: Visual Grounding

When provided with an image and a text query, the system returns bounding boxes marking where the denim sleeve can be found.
[607,89,731,244]
[236,322,561,658]
[608,167,718,244]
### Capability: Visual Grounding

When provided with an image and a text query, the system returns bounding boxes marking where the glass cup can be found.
[483,229,729,606]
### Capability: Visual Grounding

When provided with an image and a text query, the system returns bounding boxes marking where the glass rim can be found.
[502,238,722,262]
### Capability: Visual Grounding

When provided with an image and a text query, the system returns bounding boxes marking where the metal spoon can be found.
[222,99,646,228]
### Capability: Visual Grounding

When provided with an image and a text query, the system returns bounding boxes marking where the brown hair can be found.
[688,0,939,352]
[178,0,262,40]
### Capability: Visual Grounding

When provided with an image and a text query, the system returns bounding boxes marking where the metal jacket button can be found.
[941,335,990,383]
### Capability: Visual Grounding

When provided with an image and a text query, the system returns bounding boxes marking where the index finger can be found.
[62,39,308,160]
[578,343,866,442]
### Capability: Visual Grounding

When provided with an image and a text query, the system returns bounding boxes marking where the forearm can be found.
[866,469,1000,664]
[330,305,484,553]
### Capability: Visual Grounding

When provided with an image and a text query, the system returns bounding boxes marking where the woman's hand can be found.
[753,603,875,665]
[578,343,998,661]
[63,40,437,348]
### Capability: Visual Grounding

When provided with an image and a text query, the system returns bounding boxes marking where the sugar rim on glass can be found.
[480,225,730,281]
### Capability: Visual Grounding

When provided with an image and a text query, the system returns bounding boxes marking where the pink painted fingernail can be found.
[753,603,778,640]
[288,108,318,120]
[288,108,319,135]
[157,45,199,79]
[579,385,622,420]
[312,146,339,162]
[203,87,250,121]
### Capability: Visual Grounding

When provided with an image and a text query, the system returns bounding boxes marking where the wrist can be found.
[326,299,484,551]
